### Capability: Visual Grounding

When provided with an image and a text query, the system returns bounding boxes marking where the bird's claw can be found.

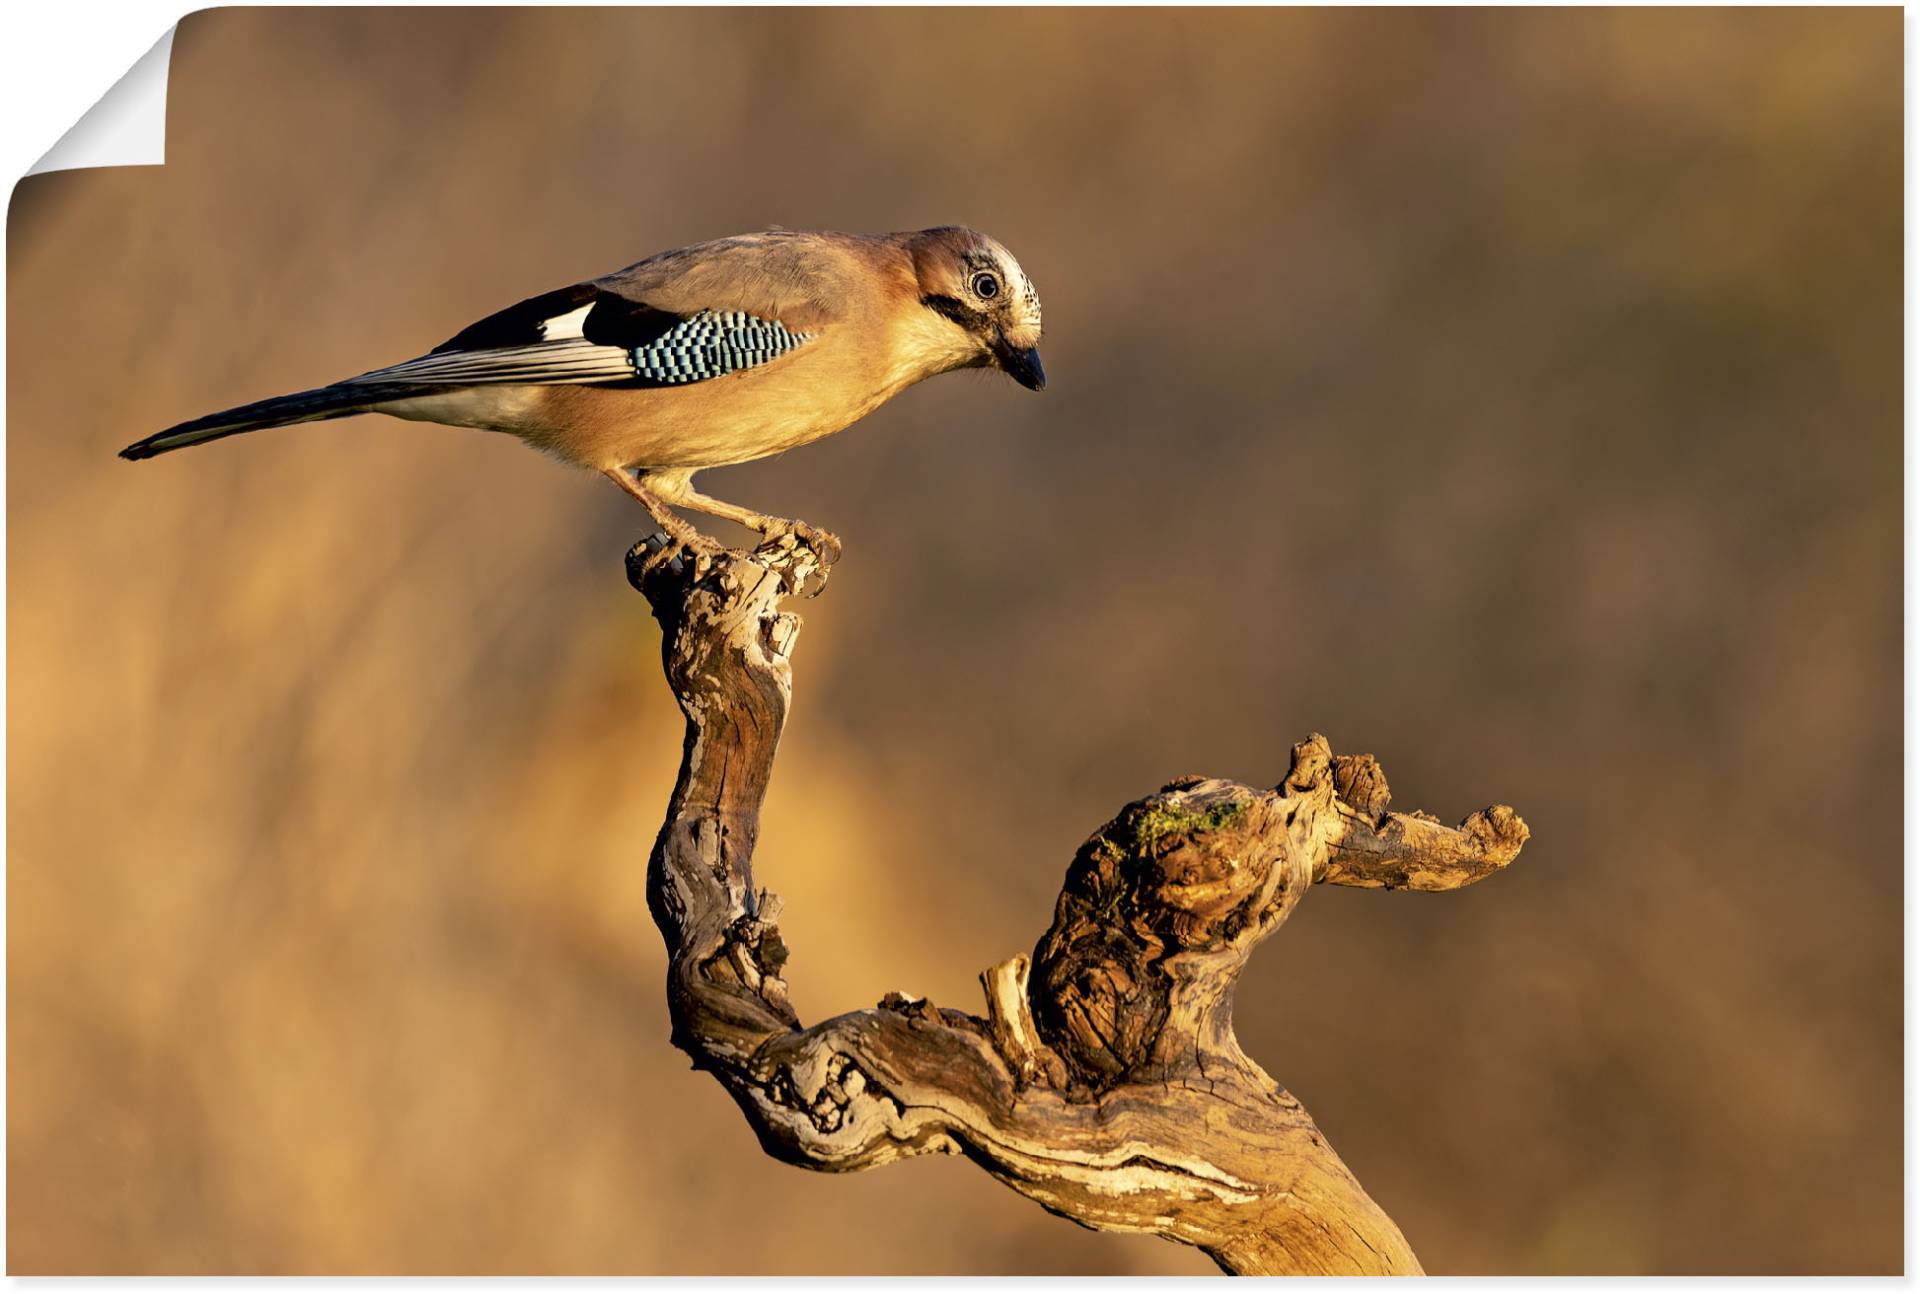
[629,518,838,601]
[757,519,842,567]
[636,527,723,581]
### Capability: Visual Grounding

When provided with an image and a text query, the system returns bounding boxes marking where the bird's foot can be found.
[637,523,725,580]
[603,470,729,579]
[626,531,732,599]
[627,512,839,599]
[757,518,842,566]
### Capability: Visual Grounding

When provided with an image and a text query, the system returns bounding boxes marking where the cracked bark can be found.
[628,538,1530,1276]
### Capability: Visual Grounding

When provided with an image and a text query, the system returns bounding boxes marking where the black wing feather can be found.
[582,294,685,349]
[435,283,688,353]
[433,283,601,352]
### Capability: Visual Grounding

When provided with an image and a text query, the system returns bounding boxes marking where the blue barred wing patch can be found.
[631,310,814,385]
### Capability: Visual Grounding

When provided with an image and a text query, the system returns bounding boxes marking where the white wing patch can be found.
[537,303,594,340]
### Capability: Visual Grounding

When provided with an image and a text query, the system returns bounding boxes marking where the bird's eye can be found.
[971,271,1001,300]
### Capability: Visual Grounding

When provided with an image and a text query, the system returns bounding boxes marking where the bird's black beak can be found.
[994,339,1047,391]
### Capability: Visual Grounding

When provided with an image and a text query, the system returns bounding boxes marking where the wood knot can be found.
[1027,782,1294,1091]
[1332,754,1392,820]
[1283,733,1335,794]
[878,991,943,1025]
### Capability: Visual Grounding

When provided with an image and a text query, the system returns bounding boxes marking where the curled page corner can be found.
[27,26,177,176]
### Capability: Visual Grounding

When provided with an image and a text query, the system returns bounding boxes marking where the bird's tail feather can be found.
[119,382,423,460]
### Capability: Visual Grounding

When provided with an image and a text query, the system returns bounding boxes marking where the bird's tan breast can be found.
[501,316,916,472]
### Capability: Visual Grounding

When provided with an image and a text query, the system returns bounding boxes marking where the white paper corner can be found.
[27,26,176,176]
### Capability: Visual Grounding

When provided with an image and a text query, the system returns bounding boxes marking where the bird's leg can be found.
[602,469,722,575]
[651,478,843,567]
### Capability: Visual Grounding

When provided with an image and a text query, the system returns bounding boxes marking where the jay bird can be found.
[120,226,1045,563]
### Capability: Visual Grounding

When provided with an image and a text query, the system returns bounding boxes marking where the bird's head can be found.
[903,227,1046,391]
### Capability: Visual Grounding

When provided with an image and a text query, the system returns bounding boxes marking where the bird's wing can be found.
[351,309,816,390]
[352,238,842,391]
[589,232,847,335]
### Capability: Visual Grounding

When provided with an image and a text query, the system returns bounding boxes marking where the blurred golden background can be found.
[8,7,1900,1275]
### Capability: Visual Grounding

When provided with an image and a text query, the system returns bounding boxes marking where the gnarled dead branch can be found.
[628,538,1529,1276]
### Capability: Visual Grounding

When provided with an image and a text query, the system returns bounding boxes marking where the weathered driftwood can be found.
[628,537,1529,1276]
